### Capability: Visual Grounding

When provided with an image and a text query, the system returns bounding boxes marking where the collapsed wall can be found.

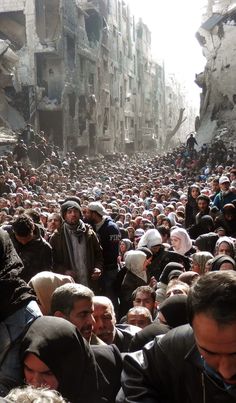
[196,1,236,148]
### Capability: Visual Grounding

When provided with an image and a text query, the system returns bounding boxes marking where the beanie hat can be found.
[61,201,82,219]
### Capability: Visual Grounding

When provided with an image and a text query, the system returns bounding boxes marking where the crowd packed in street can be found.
[0,125,236,402]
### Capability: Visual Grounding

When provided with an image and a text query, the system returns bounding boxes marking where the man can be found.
[213,175,235,211]
[51,283,98,344]
[85,202,121,306]
[119,271,236,402]
[50,201,103,293]
[93,296,140,352]
[186,132,198,152]
[195,194,211,222]
[51,284,123,403]
[127,307,152,329]
[8,214,52,282]
[132,286,157,320]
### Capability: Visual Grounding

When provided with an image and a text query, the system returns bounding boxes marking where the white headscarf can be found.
[125,250,147,282]
[170,227,192,256]
[138,229,162,249]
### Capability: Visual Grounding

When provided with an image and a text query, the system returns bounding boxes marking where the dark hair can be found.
[197,194,210,204]
[24,208,41,224]
[132,285,156,302]
[188,271,236,325]
[157,225,170,238]
[12,214,34,237]
[51,283,94,316]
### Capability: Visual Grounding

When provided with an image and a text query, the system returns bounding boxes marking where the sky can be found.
[127,0,207,106]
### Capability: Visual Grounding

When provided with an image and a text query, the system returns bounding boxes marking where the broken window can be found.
[36,54,62,100]
[85,9,102,45]
[66,35,75,70]
[35,0,60,43]
[68,93,76,118]
[0,11,26,50]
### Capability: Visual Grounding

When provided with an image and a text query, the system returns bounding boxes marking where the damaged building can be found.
[0,0,194,155]
[195,0,236,146]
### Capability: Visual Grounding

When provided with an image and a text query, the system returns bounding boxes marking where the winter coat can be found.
[50,223,103,291]
[118,325,236,402]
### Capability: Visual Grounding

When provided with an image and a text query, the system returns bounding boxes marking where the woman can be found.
[28,271,75,315]
[191,251,214,275]
[118,238,133,267]
[21,316,99,403]
[119,250,149,318]
[214,236,235,259]
[185,184,200,228]
[170,227,195,256]
[210,255,236,271]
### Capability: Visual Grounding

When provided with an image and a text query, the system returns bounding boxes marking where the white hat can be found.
[88,202,107,216]
[219,176,230,185]
[138,229,162,249]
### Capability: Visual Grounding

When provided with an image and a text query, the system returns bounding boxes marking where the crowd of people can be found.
[0,125,236,402]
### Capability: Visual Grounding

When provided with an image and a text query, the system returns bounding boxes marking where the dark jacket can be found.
[118,325,236,402]
[9,229,52,283]
[96,217,121,270]
[92,344,123,403]
[148,246,191,280]
[119,271,146,318]
[114,324,141,353]
[50,223,103,291]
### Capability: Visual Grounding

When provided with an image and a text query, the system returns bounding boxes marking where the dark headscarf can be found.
[210,255,236,271]
[21,316,99,403]
[159,294,188,328]
[0,228,36,321]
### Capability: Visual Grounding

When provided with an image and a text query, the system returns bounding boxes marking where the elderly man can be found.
[213,175,235,211]
[93,296,140,352]
[118,271,236,402]
[50,201,103,293]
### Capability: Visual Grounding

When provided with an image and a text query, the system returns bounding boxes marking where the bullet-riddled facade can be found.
[0,0,193,154]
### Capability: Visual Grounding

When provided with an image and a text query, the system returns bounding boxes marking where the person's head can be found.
[120,238,132,255]
[189,185,200,199]
[127,306,152,329]
[211,178,220,193]
[12,214,34,245]
[21,316,98,402]
[138,229,162,255]
[215,236,235,258]
[60,201,82,226]
[125,250,149,278]
[85,202,107,224]
[166,279,190,298]
[191,251,214,275]
[158,294,188,328]
[92,296,116,344]
[51,284,95,342]
[28,271,75,315]
[6,386,66,402]
[132,286,157,316]
[210,255,236,272]
[196,195,210,212]
[170,227,192,255]
[156,225,170,243]
[47,213,63,233]
[219,175,230,192]
[188,271,236,385]
[222,203,236,221]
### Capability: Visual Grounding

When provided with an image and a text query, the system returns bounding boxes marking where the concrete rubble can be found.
[0,0,196,154]
[196,0,236,148]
